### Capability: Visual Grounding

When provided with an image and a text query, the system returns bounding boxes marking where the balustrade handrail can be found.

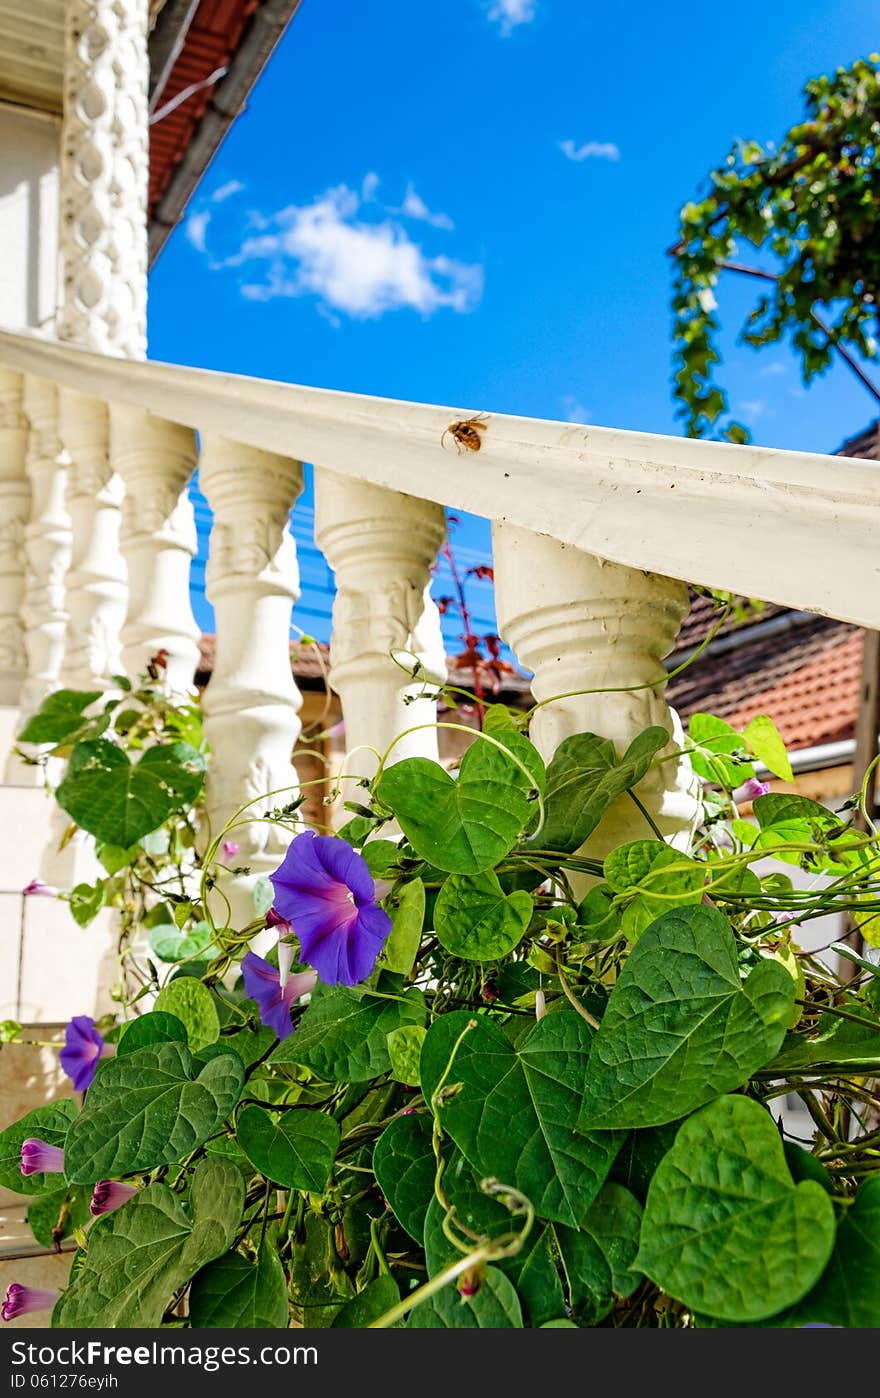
[1,323,878,628]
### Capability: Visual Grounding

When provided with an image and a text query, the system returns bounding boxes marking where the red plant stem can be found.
[441,535,486,726]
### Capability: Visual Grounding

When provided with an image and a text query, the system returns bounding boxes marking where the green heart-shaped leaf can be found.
[53,1158,244,1328]
[56,738,205,846]
[153,978,220,1053]
[782,1176,880,1327]
[580,905,795,1128]
[409,1267,523,1328]
[434,871,533,960]
[149,920,216,964]
[271,985,426,1081]
[532,727,669,855]
[116,1011,188,1056]
[604,840,705,941]
[752,793,859,871]
[332,1275,401,1328]
[189,1242,289,1329]
[17,688,103,745]
[0,1100,78,1196]
[742,713,793,782]
[63,1041,243,1184]
[636,1095,836,1322]
[382,877,425,976]
[420,1009,622,1227]
[555,1182,644,1325]
[386,1024,426,1085]
[373,1113,435,1243]
[423,1152,565,1328]
[237,1104,339,1192]
[376,733,545,874]
[688,713,754,787]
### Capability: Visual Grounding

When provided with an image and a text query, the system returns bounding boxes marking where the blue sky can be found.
[148,0,880,650]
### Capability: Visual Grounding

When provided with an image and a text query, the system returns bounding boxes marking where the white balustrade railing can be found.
[0,321,879,902]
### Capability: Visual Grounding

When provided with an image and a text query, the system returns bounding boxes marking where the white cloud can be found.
[559,138,621,163]
[211,179,245,203]
[740,399,767,418]
[361,171,380,201]
[400,184,454,230]
[562,395,590,423]
[224,183,482,319]
[485,0,536,36]
[759,360,787,376]
[185,209,210,252]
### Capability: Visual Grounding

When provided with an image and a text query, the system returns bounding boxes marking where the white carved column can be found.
[112,407,200,691]
[57,393,126,690]
[200,438,304,922]
[54,0,151,690]
[493,525,699,859]
[0,370,29,710]
[58,0,149,358]
[314,474,447,788]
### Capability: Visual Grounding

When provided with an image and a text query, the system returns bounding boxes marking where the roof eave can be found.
[148,0,304,267]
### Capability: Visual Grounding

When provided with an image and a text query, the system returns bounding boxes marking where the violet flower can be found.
[90,1180,138,1217]
[23,878,59,897]
[20,1138,64,1176]
[734,777,770,803]
[222,840,240,859]
[269,831,391,987]
[266,907,296,988]
[59,1015,105,1092]
[241,952,317,1042]
[2,1284,59,1323]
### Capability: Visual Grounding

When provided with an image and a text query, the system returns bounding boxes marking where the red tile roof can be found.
[150,1,256,219]
[722,631,863,751]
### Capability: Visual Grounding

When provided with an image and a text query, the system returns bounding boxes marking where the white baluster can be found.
[0,369,29,710]
[57,391,126,691]
[493,524,699,859]
[18,379,72,721]
[112,406,200,691]
[200,437,304,920]
[314,473,447,790]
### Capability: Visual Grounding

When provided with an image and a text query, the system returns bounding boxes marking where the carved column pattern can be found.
[0,370,29,707]
[58,0,149,357]
[314,473,447,787]
[492,524,699,859]
[17,377,72,722]
[57,391,126,690]
[112,406,200,691]
[200,437,304,882]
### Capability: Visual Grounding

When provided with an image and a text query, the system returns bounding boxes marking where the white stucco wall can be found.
[0,105,59,330]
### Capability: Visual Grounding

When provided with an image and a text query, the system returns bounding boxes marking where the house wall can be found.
[0,105,59,331]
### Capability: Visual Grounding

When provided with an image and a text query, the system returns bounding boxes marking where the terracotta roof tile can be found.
[721,631,863,750]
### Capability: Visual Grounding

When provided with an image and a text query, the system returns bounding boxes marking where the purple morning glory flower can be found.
[266,907,296,987]
[90,1180,138,1216]
[269,831,391,987]
[23,878,59,897]
[2,1284,59,1322]
[20,1138,64,1176]
[59,1016,105,1092]
[241,952,317,1041]
[734,777,770,802]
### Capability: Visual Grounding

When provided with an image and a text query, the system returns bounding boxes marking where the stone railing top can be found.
[1,324,878,629]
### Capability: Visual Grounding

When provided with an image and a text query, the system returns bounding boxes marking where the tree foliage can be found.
[672,54,880,440]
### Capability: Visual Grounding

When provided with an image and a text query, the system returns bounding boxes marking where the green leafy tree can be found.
[671,53,880,440]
